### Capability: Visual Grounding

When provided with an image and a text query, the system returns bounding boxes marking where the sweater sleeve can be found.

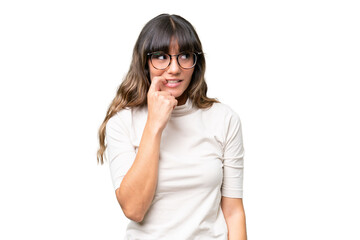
[105,111,136,191]
[221,110,245,198]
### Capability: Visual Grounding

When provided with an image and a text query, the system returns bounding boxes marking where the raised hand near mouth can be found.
[146,76,178,132]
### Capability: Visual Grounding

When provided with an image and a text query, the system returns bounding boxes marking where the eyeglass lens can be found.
[151,52,196,69]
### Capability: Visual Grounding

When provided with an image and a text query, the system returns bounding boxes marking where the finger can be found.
[173,99,178,107]
[149,76,167,93]
[156,91,172,96]
[172,99,178,109]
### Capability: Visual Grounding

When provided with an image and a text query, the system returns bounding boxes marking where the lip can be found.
[166,79,182,81]
[165,79,182,88]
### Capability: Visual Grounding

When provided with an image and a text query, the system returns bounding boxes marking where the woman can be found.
[97,13,247,240]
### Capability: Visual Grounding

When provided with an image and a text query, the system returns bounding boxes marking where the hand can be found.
[146,76,178,132]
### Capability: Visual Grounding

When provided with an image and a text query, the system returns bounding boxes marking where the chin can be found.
[166,89,183,97]
[176,91,188,100]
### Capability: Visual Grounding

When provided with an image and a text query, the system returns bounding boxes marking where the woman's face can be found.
[148,39,194,106]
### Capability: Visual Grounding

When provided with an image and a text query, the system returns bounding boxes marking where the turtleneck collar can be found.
[171,97,196,117]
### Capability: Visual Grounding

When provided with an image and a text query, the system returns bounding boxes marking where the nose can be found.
[167,56,181,74]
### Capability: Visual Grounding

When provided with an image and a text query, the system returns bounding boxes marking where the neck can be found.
[176,92,188,106]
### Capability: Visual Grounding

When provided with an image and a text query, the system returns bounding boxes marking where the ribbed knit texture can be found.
[106,97,245,240]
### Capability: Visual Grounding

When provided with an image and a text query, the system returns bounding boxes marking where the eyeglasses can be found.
[147,51,202,70]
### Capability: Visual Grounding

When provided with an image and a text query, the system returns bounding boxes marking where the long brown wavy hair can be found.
[97,13,220,164]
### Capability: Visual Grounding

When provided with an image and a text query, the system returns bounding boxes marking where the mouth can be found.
[166,79,183,83]
[165,79,183,88]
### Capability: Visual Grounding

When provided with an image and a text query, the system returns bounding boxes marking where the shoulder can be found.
[204,101,242,123]
[106,107,133,132]
[106,105,147,131]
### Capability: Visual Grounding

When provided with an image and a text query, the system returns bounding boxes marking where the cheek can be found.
[148,61,155,80]
[149,70,154,80]
[185,69,195,81]
[148,64,164,81]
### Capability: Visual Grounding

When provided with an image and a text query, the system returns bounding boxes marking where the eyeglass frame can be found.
[147,51,203,70]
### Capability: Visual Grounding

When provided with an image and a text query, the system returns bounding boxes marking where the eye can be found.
[179,52,191,60]
[152,52,168,60]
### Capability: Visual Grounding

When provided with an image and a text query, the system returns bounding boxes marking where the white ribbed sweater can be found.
[106,97,245,240]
